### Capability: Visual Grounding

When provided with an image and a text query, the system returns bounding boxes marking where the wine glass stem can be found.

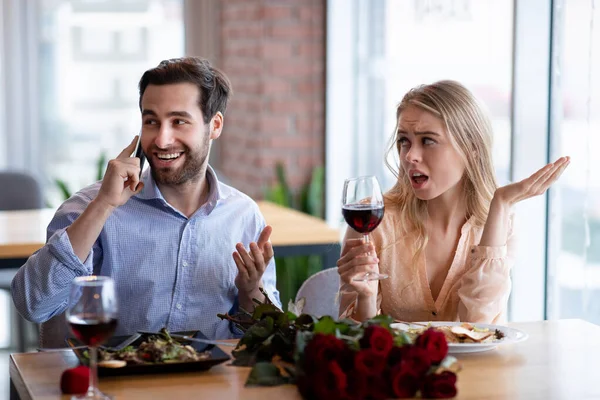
[87,345,99,395]
[363,234,371,279]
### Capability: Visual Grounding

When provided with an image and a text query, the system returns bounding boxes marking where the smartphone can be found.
[133,131,146,179]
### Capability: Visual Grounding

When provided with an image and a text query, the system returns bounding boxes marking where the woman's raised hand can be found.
[495,156,570,206]
[337,238,380,297]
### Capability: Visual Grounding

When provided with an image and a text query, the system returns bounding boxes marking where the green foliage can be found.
[246,362,290,386]
[264,163,325,309]
[54,151,107,202]
[95,152,107,181]
[54,179,72,201]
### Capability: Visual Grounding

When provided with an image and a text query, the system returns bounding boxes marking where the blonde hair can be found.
[384,80,498,262]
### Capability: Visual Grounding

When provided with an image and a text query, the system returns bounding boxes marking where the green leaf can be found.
[231,348,256,366]
[274,163,293,208]
[246,362,291,386]
[239,316,276,350]
[255,336,277,362]
[269,333,295,362]
[313,316,337,335]
[394,331,412,346]
[367,314,394,329]
[305,166,324,217]
[264,184,288,207]
[96,151,107,181]
[334,323,351,335]
[275,311,299,329]
[284,311,297,321]
[55,179,72,201]
[252,304,283,321]
[294,314,317,328]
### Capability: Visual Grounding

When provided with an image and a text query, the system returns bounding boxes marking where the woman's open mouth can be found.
[410,171,429,189]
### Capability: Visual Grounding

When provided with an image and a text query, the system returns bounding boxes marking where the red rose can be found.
[353,349,387,375]
[365,373,389,400]
[342,370,368,400]
[296,374,313,400]
[416,328,449,364]
[421,371,458,398]
[386,345,404,367]
[389,363,421,398]
[360,326,394,356]
[60,366,90,395]
[335,344,356,373]
[313,361,348,400]
[399,345,432,376]
[304,333,348,368]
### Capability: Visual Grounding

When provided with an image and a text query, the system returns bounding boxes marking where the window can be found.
[37,0,184,205]
[0,0,183,348]
[383,0,513,188]
[546,0,600,324]
[326,0,514,222]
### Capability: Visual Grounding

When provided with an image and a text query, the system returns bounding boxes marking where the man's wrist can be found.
[90,196,117,214]
[238,284,264,302]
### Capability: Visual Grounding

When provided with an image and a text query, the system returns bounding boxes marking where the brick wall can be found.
[217,0,326,200]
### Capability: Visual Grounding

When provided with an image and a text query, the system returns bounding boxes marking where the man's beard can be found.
[149,142,209,186]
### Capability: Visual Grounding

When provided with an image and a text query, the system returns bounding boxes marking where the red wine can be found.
[342,204,385,234]
[69,315,118,346]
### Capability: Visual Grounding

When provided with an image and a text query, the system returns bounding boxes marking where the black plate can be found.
[66,331,231,377]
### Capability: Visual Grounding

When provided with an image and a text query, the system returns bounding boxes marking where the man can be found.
[11,57,280,342]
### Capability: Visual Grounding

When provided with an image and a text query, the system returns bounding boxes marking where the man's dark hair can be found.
[138,57,232,124]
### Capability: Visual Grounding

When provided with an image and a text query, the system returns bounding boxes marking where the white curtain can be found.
[0,0,40,174]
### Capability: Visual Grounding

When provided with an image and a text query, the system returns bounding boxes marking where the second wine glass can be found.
[342,176,388,281]
[67,276,118,400]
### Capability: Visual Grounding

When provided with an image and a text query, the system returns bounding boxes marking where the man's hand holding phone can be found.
[95,136,145,210]
[133,131,146,179]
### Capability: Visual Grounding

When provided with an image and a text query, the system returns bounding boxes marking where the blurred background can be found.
[0,0,598,351]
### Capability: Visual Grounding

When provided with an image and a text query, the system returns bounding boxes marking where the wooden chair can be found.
[39,313,68,349]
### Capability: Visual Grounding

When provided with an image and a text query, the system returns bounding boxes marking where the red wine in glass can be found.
[342,176,388,281]
[342,204,385,234]
[69,314,118,347]
[67,276,118,400]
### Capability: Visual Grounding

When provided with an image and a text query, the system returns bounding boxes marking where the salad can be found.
[96,328,211,367]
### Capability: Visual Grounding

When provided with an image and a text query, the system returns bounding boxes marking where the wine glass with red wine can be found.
[342,176,388,281]
[67,276,118,400]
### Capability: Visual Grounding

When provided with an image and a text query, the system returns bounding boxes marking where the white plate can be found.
[390,321,529,354]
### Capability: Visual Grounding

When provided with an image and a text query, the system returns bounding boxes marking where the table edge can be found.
[9,353,33,400]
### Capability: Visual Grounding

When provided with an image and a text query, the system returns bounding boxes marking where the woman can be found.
[338,80,569,323]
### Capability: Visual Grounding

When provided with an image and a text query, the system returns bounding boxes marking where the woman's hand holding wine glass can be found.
[67,276,118,400]
[340,176,387,283]
[337,238,381,296]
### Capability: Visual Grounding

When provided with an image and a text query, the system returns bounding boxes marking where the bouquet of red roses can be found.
[219,296,459,399]
[295,324,458,400]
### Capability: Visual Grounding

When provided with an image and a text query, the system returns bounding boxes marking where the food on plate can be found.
[96,328,211,366]
[97,360,127,368]
[402,322,505,344]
